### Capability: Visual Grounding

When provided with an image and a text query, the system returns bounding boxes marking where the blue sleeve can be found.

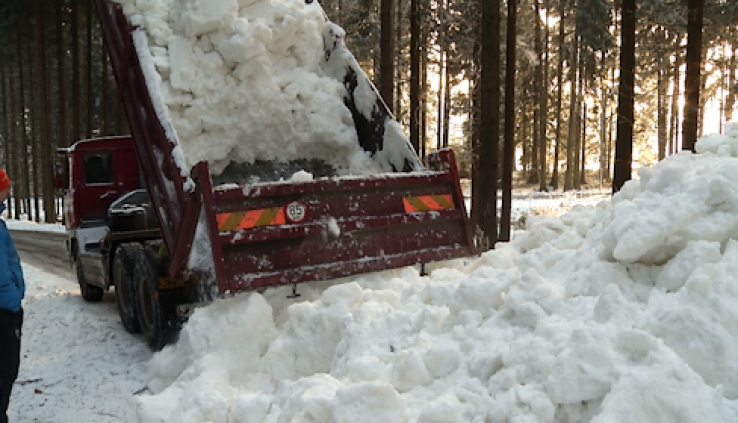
[0,221,23,312]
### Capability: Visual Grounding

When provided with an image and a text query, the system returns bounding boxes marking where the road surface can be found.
[9,229,76,280]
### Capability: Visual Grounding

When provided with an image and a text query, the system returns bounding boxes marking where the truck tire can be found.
[76,249,104,302]
[133,248,174,350]
[113,243,142,333]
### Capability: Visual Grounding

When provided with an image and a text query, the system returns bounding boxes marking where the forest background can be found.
[0,0,736,249]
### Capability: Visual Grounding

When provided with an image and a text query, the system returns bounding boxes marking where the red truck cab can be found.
[55,136,181,349]
[56,136,141,228]
[55,136,146,303]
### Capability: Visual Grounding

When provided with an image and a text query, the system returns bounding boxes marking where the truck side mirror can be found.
[53,153,70,190]
[53,174,65,189]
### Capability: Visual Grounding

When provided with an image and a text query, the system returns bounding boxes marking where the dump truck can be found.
[54,0,476,350]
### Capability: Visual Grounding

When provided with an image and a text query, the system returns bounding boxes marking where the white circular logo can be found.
[285,201,307,223]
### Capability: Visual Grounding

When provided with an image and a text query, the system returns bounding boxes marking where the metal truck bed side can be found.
[95,0,200,282]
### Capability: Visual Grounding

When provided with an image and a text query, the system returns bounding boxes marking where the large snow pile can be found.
[3,188,603,422]
[114,0,419,177]
[126,123,738,422]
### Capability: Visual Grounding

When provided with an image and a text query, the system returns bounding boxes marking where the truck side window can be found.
[84,153,114,185]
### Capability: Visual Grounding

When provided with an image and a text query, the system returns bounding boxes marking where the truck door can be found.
[79,151,118,222]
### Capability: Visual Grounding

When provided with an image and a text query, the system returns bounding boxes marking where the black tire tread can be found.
[77,249,104,302]
[133,247,175,350]
[113,243,142,333]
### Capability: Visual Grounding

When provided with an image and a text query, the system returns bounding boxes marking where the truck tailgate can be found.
[199,150,475,292]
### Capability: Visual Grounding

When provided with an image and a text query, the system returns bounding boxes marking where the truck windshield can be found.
[84,152,114,185]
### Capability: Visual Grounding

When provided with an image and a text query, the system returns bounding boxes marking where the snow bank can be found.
[125,123,738,422]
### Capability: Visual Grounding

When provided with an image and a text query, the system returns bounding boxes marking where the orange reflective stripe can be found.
[241,209,267,229]
[403,194,455,212]
[430,194,454,209]
[217,211,247,231]
[260,207,285,226]
[217,207,286,231]
[403,197,428,212]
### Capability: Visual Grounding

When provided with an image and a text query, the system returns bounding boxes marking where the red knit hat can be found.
[0,169,10,192]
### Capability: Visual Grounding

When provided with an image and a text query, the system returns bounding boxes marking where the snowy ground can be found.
[8,268,150,422]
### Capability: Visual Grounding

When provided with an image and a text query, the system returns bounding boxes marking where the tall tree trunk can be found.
[478,0,501,248]
[470,37,481,229]
[682,0,703,151]
[699,45,709,138]
[726,32,737,122]
[394,0,403,122]
[522,105,531,178]
[607,67,613,179]
[72,0,81,141]
[380,0,394,112]
[538,0,549,191]
[669,52,682,154]
[599,51,607,187]
[36,0,56,223]
[437,0,446,150]
[529,0,543,185]
[1,66,9,170]
[87,0,94,137]
[565,32,580,191]
[720,43,727,134]
[613,0,636,193]
[574,95,587,190]
[575,55,584,189]
[27,45,40,222]
[500,0,517,242]
[409,0,420,153]
[9,66,19,218]
[17,23,30,219]
[2,67,12,217]
[443,61,451,148]
[698,46,707,138]
[102,45,110,135]
[657,54,669,160]
[57,0,69,147]
[437,50,444,150]
[550,6,565,190]
[420,11,428,160]
[657,33,667,160]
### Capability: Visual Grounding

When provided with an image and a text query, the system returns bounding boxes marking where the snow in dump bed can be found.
[114,0,419,177]
[125,123,738,423]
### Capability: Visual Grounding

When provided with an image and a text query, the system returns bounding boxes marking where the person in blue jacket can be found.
[0,169,24,423]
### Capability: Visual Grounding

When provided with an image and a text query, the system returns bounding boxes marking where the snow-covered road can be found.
[8,264,150,422]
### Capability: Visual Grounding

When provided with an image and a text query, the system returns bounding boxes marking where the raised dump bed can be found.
[95,0,476,297]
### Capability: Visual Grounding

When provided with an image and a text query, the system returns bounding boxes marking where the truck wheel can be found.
[133,249,173,350]
[76,249,104,302]
[113,243,142,333]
